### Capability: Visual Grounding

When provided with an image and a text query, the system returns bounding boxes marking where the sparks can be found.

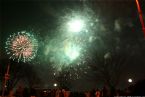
[5,31,38,62]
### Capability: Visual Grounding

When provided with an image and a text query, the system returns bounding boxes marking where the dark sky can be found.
[1,0,145,91]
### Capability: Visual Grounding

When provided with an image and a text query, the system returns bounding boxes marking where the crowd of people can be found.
[0,86,137,97]
[1,79,145,97]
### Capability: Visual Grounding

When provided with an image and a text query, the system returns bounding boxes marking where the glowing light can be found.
[43,90,47,93]
[67,19,85,33]
[53,83,57,87]
[128,78,133,83]
[5,31,38,62]
[64,42,80,60]
[66,47,80,60]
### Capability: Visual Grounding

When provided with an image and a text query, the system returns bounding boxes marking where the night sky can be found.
[1,0,145,91]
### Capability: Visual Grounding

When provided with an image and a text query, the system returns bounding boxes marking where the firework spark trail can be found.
[135,0,145,37]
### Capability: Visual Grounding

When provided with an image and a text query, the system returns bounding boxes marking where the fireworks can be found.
[5,31,38,62]
[67,18,85,33]
[42,9,97,74]
[43,37,85,71]
[54,63,91,80]
[64,42,81,61]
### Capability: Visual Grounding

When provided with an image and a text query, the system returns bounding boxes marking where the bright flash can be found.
[64,42,80,61]
[53,83,57,87]
[67,48,80,60]
[128,78,133,83]
[67,19,84,33]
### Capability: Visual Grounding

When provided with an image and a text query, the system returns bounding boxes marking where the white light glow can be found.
[128,78,133,83]
[68,48,80,60]
[53,83,57,87]
[64,42,80,60]
[68,19,84,33]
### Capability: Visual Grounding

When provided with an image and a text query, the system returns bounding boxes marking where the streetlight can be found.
[53,83,58,87]
[128,78,133,83]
